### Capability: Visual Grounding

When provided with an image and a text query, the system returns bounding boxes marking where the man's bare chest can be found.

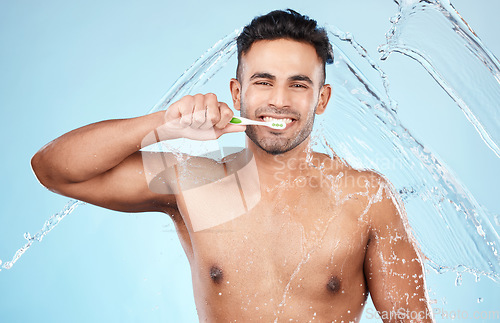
[185,191,371,297]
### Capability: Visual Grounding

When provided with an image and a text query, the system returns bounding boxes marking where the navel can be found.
[326,275,341,293]
[209,265,223,284]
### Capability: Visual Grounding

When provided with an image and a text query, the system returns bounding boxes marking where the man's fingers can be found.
[164,93,242,141]
[201,93,221,130]
[191,94,207,128]
[177,96,195,126]
[214,102,234,129]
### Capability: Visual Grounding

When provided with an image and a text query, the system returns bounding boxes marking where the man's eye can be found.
[256,81,271,86]
[291,84,307,88]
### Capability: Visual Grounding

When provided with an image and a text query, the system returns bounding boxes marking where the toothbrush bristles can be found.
[270,122,285,130]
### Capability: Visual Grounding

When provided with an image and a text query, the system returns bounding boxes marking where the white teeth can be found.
[262,117,293,124]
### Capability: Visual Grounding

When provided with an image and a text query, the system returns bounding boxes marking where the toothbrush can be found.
[229,116,286,130]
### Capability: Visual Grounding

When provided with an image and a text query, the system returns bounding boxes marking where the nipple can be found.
[210,266,224,284]
[326,276,341,293]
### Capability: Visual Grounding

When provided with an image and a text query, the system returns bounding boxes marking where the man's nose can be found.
[268,85,290,108]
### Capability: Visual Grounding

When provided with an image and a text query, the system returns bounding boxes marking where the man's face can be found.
[231,39,330,155]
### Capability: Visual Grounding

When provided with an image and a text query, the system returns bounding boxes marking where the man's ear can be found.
[315,84,332,115]
[230,78,242,111]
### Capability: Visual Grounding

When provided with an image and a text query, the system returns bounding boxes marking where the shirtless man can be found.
[31,9,433,322]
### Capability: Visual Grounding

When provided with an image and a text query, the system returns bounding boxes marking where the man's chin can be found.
[246,127,300,155]
[255,139,294,155]
[261,147,288,155]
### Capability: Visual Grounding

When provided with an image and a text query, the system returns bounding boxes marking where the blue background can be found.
[1,0,499,321]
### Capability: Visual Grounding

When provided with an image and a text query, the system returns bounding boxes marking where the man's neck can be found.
[245,137,314,186]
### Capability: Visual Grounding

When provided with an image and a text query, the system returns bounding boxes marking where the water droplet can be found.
[218,292,222,296]
[477,297,483,303]
[455,273,462,286]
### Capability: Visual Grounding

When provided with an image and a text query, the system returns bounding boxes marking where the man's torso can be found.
[163,151,375,322]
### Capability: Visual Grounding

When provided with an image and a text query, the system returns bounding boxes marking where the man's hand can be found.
[158,93,246,141]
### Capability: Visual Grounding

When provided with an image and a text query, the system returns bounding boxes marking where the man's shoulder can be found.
[356,170,406,231]
[311,152,402,220]
[310,152,387,190]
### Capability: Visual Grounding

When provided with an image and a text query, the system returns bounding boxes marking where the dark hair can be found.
[236,9,333,83]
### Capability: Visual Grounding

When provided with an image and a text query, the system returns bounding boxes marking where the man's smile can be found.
[260,116,296,130]
[253,109,300,131]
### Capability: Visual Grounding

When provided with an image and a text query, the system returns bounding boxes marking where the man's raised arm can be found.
[31,93,244,214]
[364,176,434,322]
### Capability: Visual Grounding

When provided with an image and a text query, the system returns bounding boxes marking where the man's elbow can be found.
[31,149,58,191]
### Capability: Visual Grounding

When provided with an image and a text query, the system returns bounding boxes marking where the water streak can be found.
[1,200,84,271]
[380,0,500,158]
[0,30,240,271]
[312,24,499,280]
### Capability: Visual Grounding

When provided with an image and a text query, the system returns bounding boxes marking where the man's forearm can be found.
[32,111,165,186]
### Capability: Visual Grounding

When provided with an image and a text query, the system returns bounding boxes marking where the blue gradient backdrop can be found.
[1,1,499,322]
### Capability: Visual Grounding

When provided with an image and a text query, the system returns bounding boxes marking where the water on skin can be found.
[270,159,385,319]
[1,0,499,319]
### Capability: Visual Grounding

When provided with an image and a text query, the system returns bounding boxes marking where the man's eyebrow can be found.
[250,72,276,81]
[249,73,314,85]
[288,74,313,85]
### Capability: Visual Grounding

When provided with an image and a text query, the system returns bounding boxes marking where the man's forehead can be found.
[239,39,323,82]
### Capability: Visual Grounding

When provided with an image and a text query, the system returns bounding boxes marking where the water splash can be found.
[316,23,499,280]
[0,30,241,271]
[148,29,241,114]
[380,0,500,158]
[1,200,84,271]
[383,0,500,275]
